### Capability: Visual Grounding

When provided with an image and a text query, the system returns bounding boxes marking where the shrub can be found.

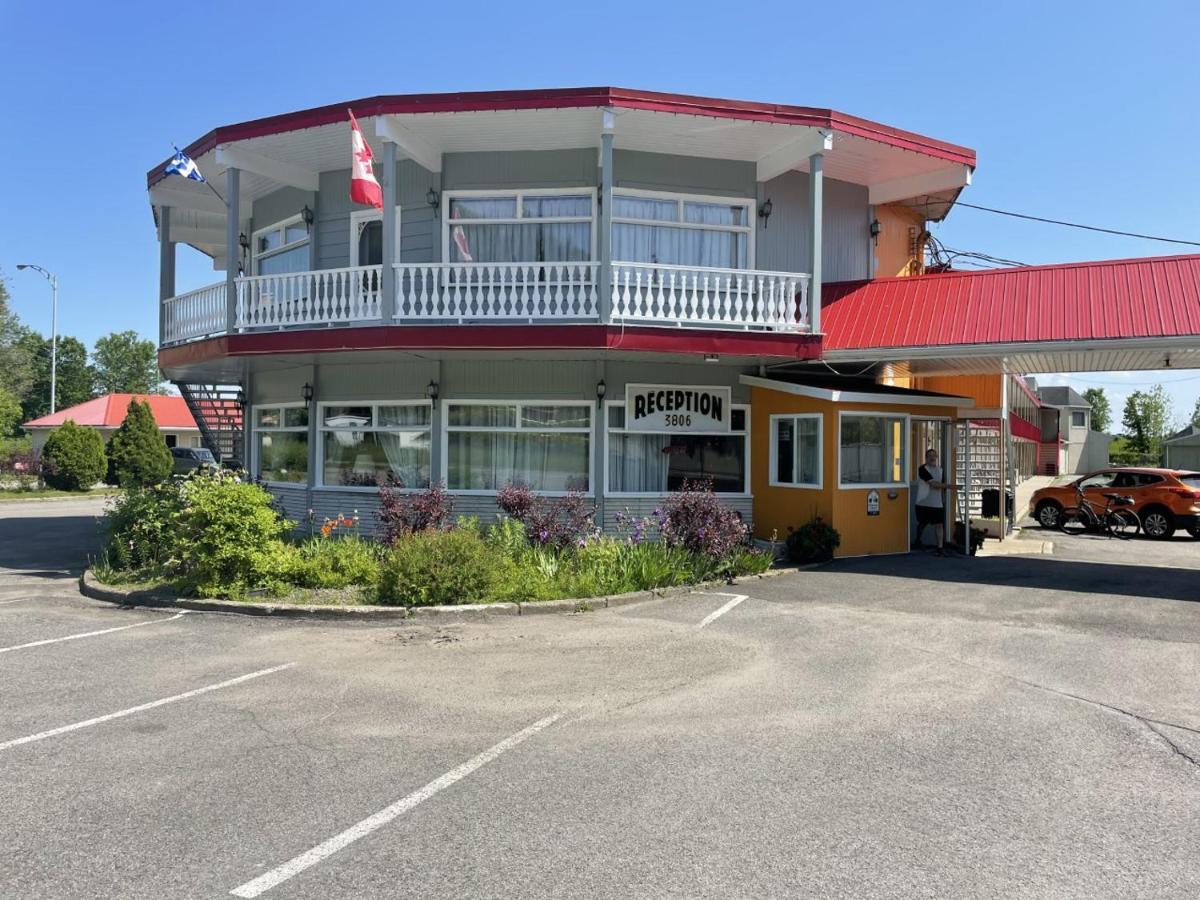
[284,534,382,589]
[484,516,529,560]
[41,420,106,491]
[785,516,841,563]
[0,441,38,491]
[496,483,597,548]
[377,479,455,543]
[660,479,748,558]
[101,470,293,596]
[107,399,172,487]
[727,546,774,577]
[614,542,698,590]
[376,528,513,606]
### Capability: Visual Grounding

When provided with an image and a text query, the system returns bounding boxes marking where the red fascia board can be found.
[146,86,976,189]
[157,325,821,369]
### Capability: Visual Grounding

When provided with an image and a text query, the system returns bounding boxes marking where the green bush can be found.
[726,546,774,577]
[107,399,172,487]
[284,535,382,589]
[102,471,292,597]
[377,528,514,606]
[42,420,106,490]
[785,516,841,563]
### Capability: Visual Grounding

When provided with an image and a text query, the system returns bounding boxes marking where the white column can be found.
[225,167,240,332]
[808,152,824,334]
[380,141,397,321]
[999,368,1009,540]
[598,109,615,323]
[159,206,175,346]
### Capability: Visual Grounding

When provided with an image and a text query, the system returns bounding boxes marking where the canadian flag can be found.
[348,110,382,209]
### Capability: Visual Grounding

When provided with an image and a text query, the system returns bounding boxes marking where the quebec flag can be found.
[165,147,206,183]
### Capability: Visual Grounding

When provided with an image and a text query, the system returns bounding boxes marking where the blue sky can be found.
[1,0,1197,425]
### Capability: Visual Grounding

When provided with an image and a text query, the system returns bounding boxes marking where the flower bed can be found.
[96,473,774,605]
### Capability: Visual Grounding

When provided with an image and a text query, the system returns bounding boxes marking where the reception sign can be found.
[625,385,732,433]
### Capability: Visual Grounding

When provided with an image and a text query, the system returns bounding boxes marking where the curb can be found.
[79,562,816,624]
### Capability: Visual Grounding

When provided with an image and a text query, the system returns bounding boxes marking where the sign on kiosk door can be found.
[625,385,732,433]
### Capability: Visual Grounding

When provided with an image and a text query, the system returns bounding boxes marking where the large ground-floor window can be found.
[320,402,431,489]
[839,413,907,487]
[253,404,309,484]
[446,401,592,492]
[607,403,748,494]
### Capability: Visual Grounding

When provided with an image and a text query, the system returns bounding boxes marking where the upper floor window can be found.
[350,208,402,268]
[444,190,594,265]
[612,190,753,270]
[1071,411,1087,427]
[253,215,310,276]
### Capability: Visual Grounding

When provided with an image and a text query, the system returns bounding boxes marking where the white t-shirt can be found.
[917,464,943,508]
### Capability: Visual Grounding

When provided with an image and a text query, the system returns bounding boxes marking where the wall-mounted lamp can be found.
[238,231,250,253]
[757,198,773,229]
[426,188,440,210]
[301,382,314,404]
[301,205,315,232]
[426,379,440,406]
[596,379,607,405]
[869,218,882,240]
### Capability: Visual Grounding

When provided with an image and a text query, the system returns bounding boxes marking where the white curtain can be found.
[609,434,670,492]
[448,432,589,491]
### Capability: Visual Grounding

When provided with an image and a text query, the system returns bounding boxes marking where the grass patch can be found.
[0,486,118,502]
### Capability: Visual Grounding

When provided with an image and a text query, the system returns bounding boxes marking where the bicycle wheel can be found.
[1106,509,1140,539]
[1058,507,1089,535]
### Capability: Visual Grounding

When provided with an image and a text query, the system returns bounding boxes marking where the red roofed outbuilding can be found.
[24,394,201,458]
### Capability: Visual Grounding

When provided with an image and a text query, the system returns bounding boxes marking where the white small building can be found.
[1164,425,1200,470]
[24,394,201,457]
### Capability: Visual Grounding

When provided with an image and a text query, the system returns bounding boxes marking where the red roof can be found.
[822,254,1200,351]
[146,86,976,188]
[24,394,197,430]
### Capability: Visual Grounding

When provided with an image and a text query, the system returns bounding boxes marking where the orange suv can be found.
[1030,467,1200,539]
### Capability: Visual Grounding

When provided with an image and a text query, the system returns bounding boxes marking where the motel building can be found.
[150,87,1200,557]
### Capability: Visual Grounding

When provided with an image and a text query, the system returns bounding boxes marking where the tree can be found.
[0,277,34,403]
[107,399,172,487]
[41,420,106,491]
[0,387,21,437]
[1081,387,1111,433]
[16,332,94,421]
[1192,396,1200,429]
[92,331,162,396]
[1122,385,1173,460]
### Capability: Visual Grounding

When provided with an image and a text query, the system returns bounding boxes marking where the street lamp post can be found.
[16,264,58,415]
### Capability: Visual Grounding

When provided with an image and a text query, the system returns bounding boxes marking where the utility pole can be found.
[16,264,58,414]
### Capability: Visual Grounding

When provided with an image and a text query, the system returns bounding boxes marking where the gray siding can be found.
[316,161,439,270]
[614,150,755,198]
[442,149,598,191]
[757,171,870,281]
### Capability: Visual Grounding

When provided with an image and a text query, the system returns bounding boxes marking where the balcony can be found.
[161,262,812,346]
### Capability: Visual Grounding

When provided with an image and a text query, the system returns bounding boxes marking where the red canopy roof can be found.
[24,394,197,430]
[822,254,1200,351]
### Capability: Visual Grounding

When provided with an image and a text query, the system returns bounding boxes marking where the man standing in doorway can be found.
[916,448,952,555]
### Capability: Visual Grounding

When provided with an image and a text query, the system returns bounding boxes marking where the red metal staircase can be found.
[176,384,244,466]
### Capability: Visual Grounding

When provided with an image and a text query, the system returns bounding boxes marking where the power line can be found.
[951,201,1200,248]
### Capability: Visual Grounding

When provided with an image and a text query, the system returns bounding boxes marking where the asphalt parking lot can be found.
[1,498,1198,899]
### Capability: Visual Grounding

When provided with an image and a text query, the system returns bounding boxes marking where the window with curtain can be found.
[445,192,593,265]
[253,216,310,276]
[772,415,822,487]
[320,403,431,488]
[446,402,591,492]
[839,415,907,486]
[254,405,309,483]
[612,192,752,270]
[608,405,748,494]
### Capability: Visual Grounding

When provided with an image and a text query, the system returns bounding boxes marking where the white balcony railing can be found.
[236,265,382,330]
[162,281,226,345]
[161,261,812,345]
[611,262,811,332]
[395,262,600,322]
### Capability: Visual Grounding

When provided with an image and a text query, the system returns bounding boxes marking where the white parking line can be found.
[0,663,295,753]
[696,593,749,629]
[0,597,33,605]
[229,712,563,898]
[0,612,189,654]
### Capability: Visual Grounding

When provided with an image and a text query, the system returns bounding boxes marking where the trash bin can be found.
[980,488,1014,519]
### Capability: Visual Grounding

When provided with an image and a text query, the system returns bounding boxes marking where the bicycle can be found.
[1059,487,1140,539]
